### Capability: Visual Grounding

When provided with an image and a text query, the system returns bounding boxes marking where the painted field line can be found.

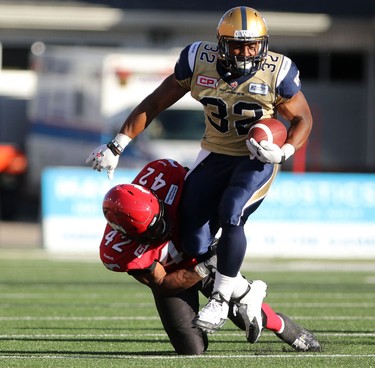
[0,316,159,320]
[0,315,374,321]
[269,302,375,308]
[294,316,375,320]
[0,292,373,298]
[257,292,375,298]
[0,354,374,360]
[0,332,374,339]
[1,302,373,310]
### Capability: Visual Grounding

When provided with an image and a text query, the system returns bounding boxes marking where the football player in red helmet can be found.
[99,159,321,355]
[87,5,314,345]
[103,184,168,243]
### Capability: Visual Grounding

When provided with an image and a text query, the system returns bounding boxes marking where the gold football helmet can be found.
[217,6,269,76]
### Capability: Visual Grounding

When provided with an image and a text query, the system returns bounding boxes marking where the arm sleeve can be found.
[127,260,158,275]
[275,56,301,100]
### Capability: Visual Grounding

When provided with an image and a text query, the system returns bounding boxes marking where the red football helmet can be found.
[102,184,167,243]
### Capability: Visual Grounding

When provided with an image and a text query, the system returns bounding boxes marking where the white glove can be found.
[85,134,131,179]
[246,138,295,164]
[85,144,119,180]
[194,239,218,278]
[194,253,217,278]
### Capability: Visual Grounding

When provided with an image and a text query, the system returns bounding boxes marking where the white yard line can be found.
[0,332,374,339]
[0,315,374,321]
[0,316,159,320]
[0,354,374,360]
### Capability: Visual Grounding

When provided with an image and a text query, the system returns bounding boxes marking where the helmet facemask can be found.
[216,6,269,77]
[218,36,268,77]
[130,198,169,243]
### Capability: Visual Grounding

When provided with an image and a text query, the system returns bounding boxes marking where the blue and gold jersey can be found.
[174,41,301,156]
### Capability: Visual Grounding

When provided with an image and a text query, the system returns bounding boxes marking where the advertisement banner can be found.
[42,168,375,258]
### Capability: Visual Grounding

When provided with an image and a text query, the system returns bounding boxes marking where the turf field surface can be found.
[0,250,374,368]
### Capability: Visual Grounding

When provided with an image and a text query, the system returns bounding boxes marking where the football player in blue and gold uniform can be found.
[87,6,313,337]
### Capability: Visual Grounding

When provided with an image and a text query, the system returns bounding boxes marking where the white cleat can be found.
[233,279,267,343]
[193,292,229,333]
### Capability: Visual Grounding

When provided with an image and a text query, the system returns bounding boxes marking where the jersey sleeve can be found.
[174,41,202,90]
[99,224,159,272]
[100,224,195,274]
[275,56,301,101]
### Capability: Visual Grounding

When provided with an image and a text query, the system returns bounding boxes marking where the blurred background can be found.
[0,0,374,255]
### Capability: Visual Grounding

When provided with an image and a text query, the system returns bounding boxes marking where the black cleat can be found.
[276,313,322,352]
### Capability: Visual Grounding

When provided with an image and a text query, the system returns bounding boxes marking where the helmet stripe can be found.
[240,6,247,30]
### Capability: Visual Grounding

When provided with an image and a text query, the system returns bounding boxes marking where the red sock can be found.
[261,302,283,332]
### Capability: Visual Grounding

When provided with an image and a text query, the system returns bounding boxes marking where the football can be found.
[248,118,287,147]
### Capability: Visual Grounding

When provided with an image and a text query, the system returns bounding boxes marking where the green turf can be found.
[0,250,374,368]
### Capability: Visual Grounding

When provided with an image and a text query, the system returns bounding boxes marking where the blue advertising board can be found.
[41,167,375,257]
[42,167,139,217]
[252,172,375,223]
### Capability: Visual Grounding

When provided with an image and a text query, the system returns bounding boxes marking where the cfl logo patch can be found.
[197,75,217,88]
[165,184,178,205]
[249,83,268,95]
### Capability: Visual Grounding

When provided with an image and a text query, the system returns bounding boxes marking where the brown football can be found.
[248,118,287,147]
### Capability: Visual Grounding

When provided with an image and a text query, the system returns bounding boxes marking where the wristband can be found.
[280,143,295,163]
[107,134,131,156]
[194,262,210,278]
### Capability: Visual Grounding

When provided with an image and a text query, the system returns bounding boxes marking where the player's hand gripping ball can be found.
[248,118,287,147]
[246,118,292,164]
